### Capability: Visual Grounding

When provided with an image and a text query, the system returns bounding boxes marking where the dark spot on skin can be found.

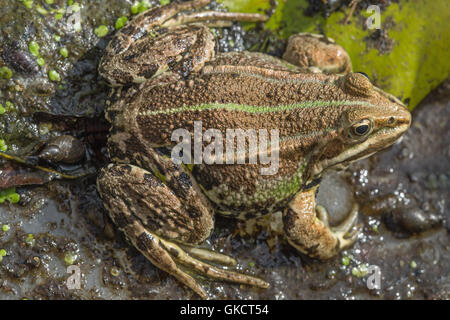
[124,53,138,61]
[121,165,133,174]
[113,212,131,229]
[144,173,163,187]
[303,243,320,256]
[302,177,322,191]
[106,110,119,122]
[282,208,296,228]
[121,25,136,36]
[139,65,158,79]
[168,247,179,257]
[155,147,171,157]
[136,232,155,251]
[177,172,193,190]
[245,212,258,220]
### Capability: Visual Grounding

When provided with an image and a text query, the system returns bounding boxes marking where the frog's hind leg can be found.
[283,186,360,260]
[97,163,268,298]
[99,0,216,86]
[99,0,267,86]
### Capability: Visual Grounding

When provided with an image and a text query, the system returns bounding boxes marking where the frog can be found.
[96,0,411,298]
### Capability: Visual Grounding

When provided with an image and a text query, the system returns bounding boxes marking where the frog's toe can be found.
[330,204,361,249]
[160,238,269,290]
[183,246,237,267]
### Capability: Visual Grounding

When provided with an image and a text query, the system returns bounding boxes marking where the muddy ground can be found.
[0,0,448,299]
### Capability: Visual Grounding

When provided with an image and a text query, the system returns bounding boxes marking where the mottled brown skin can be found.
[282,33,352,74]
[96,0,411,298]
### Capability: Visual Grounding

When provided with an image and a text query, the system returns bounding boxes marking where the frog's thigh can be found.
[283,187,359,259]
[97,163,213,245]
[97,163,268,298]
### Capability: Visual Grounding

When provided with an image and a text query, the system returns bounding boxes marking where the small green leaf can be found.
[28,41,40,57]
[37,57,45,66]
[115,16,128,30]
[94,25,109,38]
[49,70,61,82]
[59,47,69,58]
[0,66,13,79]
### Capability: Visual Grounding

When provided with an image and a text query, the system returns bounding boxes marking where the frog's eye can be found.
[356,72,370,81]
[350,119,372,137]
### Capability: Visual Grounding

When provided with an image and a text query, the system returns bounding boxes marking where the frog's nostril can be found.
[388,116,395,124]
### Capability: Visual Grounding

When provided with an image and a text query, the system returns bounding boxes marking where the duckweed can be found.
[160,0,170,5]
[0,188,20,204]
[115,16,128,30]
[0,139,7,152]
[110,266,120,277]
[69,2,80,13]
[94,25,109,38]
[64,251,78,265]
[410,260,417,269]
[0,104,5,115]
[45,0,54,4]
[22,0,34,9]
[341,256,350,266]
[2,224,10,232]
[28,41,40,57]
[7,193,20,204]
[0,249,6,257]
[25,234,35,247]
[59,47,69,58]
[37,57,45,67]
[5,101,14,111]
[130,1,140,14]
[53,34,61,41]
[36,5,49,15]
[131,0,150,14]
[49,70,61,82]
[351,264,369,278]
[0,66,13,79]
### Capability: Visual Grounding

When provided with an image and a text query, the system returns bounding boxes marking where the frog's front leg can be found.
[283,186,360,259]
[97,164,268,298]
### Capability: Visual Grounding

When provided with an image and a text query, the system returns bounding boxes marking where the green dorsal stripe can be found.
[143,100,377,116]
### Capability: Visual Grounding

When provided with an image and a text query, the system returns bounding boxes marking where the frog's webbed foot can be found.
[97,163,268,298]
[283,187,360,260]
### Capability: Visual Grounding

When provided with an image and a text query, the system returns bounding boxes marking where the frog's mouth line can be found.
[311,123,409,177]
